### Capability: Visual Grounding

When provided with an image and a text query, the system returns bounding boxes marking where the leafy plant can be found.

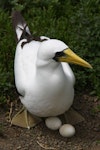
[0,0,100,103]
[0,9,15,103]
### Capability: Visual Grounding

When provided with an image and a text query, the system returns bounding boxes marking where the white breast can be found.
[15,40,75,117]
[21,63,74,117]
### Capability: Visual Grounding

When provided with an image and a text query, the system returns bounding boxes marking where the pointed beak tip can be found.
[88,65,93,69]
[82,62,93,69]
[85,62,93,69]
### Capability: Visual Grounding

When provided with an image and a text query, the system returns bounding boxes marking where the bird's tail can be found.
[12,11,31,42]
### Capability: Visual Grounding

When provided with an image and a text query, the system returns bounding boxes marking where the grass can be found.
[0,0,100,103]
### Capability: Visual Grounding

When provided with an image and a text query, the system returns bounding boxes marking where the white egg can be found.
[59,124,75,137]
[45,117,62,130]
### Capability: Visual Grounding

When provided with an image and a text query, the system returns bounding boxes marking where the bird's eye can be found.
[53,51,66,61]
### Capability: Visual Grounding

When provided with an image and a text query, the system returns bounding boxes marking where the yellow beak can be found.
[58,48,92,68]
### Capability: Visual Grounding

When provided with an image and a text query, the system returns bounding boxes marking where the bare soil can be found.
[0,92,100,150]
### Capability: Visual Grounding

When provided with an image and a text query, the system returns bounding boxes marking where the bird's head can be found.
[38,39,92,68]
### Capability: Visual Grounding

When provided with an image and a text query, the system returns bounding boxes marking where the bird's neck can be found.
[36,61,64,79]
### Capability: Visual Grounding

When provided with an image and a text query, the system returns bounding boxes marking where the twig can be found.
[8,102,13,122]
[37,140,56,150]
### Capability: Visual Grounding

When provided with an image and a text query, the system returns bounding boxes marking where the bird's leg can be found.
[11,106,42,129]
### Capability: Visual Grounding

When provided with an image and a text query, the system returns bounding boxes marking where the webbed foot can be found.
[64,108,85,125]
[11,107,42,129]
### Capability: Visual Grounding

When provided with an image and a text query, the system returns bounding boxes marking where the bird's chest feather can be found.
[21,69,74,117]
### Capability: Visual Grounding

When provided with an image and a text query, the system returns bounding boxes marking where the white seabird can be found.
[11,11,92,129]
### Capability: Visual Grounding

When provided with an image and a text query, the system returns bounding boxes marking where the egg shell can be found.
[59,124,75,137]
[45,117,62,130]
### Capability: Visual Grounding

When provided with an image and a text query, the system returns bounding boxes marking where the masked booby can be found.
[11,11,92,130]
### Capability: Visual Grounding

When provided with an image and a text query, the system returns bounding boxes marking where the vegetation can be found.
[0,0,100,103]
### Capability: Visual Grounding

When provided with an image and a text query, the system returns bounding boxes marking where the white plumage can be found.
[11,11,92,130]
[15,38,75,117]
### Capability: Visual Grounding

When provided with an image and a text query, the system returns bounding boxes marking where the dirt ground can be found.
[0,92,100,150]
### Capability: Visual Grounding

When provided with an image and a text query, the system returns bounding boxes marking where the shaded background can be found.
[0,0,100,104]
